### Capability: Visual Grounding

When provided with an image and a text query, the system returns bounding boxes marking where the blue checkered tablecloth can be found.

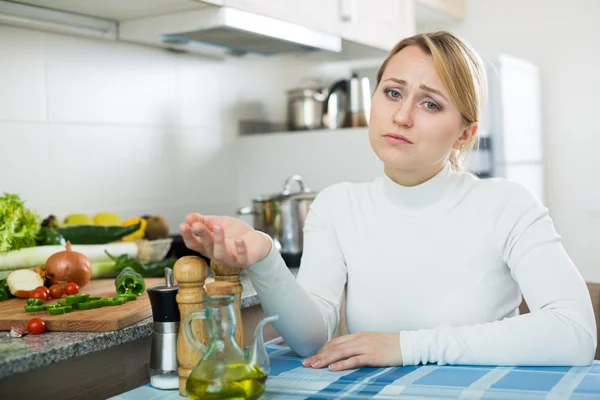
[112,344,600,399]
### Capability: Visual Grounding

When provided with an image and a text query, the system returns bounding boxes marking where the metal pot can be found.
[286,87,326,131]
[238,175,317,258]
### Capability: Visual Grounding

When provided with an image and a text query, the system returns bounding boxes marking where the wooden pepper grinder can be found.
[173,256,209,397]
[210,261,245,349]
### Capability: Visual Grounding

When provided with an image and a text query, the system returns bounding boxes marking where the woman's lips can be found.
[383,134,412,145]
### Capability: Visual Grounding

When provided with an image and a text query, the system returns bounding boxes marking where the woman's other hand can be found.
[301,332,403,371]
[179,213,272,268]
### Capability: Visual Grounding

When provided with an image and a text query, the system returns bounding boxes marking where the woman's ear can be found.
[453,123,479,150]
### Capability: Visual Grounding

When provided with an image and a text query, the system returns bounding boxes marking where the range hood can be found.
[120,6,342,57]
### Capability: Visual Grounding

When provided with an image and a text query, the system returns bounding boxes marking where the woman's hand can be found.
[301,332,403,371]
[179,213,272,268]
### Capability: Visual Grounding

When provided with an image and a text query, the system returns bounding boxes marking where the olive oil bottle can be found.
[181,290,279,400]
[186,363,267,400]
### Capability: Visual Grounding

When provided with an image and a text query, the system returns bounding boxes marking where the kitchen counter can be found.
[0,268,289,380]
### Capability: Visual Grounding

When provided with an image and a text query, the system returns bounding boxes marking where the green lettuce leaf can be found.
[0,193,41,253]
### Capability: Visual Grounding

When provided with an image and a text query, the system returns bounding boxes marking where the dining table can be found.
[112,343,600,399]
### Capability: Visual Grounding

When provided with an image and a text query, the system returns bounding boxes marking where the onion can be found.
[6,269,45,298]
[44,241,92,288]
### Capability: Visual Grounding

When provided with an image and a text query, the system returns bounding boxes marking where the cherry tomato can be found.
[27,318,46,335]
[48,284,63,299]
[64,282,79,295]
[30,288,48,301]
[35,286,50,299]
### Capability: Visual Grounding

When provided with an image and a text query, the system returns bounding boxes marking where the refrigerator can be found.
[465,54,545,203]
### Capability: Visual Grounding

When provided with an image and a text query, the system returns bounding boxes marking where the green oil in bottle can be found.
[186,363,268,400]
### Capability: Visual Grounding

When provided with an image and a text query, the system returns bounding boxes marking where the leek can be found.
[0,242,138,272]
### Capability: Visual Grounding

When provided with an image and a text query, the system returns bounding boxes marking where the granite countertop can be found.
[0,269,298,380]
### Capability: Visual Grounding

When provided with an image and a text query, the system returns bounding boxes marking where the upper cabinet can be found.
[337,0,415,51]
[223,0,415,51]
[223,0,340,35]
[415,0,465,26]
[2,0,416,55]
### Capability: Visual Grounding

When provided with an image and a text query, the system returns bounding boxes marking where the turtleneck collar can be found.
[381,163,462,212]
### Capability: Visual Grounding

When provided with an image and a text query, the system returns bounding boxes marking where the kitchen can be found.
[1,0,600,399]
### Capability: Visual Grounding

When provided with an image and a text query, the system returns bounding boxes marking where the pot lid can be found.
[255,175,317,202]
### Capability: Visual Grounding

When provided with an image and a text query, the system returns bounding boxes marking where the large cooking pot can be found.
[237,175,317,261]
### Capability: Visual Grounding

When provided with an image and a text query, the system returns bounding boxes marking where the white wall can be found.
[418,0,600,281]
[0,24,384,235]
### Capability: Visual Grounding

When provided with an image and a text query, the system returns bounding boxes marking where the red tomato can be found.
[35,286,50,299]
[30,288,48,301]
[64,282,79,295]
[48,284,63,299]
[27,318,46,335]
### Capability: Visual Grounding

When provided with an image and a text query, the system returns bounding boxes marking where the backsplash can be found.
[0,25,385,233]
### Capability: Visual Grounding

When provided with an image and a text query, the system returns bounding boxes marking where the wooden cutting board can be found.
[0,278,164,332]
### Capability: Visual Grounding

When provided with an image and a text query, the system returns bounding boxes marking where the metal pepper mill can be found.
[147,267,180,389]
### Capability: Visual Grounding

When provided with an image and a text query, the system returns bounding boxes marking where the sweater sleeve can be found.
[247,186,348,357]
[400,182,597,366]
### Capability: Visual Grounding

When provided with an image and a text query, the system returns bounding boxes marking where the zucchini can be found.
[54,222,142,245]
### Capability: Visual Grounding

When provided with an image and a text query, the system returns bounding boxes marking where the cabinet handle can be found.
[339,0,357,23]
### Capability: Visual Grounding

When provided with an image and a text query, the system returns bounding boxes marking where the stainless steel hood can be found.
[158,7,342,56]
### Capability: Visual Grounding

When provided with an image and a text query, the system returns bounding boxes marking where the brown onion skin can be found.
[44,242,92,288]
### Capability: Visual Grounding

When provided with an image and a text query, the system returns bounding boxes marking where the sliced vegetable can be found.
[65,293,89,305]
[0,242,138,272]
[27,318,45,334]
[117,293,137,301]
[115,267,145,296]
[64,282,79,295]
[48,306,72,315]
[56,299,66,306]
[24,305,46,312]
[44,242,92,288]
[88,296,101,301]
[48,284,63,299]
[6,269,44,298]
[54,222,142,245]
[26,298,44,306]
[102,297,125,306]
[73,300,102,310]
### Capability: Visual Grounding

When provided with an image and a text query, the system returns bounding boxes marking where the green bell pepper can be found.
[35,227,66,246]
[65,294,90,305]
[0,280,12,302]
[48,306,72,315]
[26,298,44,306]
[115,267,145,296]
[24,305,46,312]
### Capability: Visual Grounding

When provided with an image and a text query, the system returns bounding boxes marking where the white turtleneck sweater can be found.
[248,166,597,366]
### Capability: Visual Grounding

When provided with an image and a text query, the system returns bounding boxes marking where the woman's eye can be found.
[423,101,440,111]
[384,89,401,99]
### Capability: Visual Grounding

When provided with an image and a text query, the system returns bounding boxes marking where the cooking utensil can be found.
[238,175,317,260]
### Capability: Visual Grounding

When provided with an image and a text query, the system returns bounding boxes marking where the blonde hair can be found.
[376,31,487,171]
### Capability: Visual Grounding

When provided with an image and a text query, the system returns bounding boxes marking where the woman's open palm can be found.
[179,212,272,268]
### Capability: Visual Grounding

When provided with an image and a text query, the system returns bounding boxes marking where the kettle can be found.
[324,73,371,129]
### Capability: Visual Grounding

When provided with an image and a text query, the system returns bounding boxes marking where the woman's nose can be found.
[393,102,413,128]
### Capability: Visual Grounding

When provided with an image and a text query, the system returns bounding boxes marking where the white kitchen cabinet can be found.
[6,0,218,21]
[224,0,415,51]
[337,0,415,51]
[223,0,340,35]
[415,0,465,23]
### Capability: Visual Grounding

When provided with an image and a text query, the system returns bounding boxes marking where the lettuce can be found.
[0,193,41,253]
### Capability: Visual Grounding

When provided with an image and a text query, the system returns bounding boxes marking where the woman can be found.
[180,31,596,370]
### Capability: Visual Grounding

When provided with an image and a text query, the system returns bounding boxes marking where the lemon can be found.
[93,212,122,226]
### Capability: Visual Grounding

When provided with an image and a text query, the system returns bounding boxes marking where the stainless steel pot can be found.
[286,87,326,131]
[238,175,317,258]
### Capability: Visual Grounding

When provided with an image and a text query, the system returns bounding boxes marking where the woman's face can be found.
[368,45,475,178]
